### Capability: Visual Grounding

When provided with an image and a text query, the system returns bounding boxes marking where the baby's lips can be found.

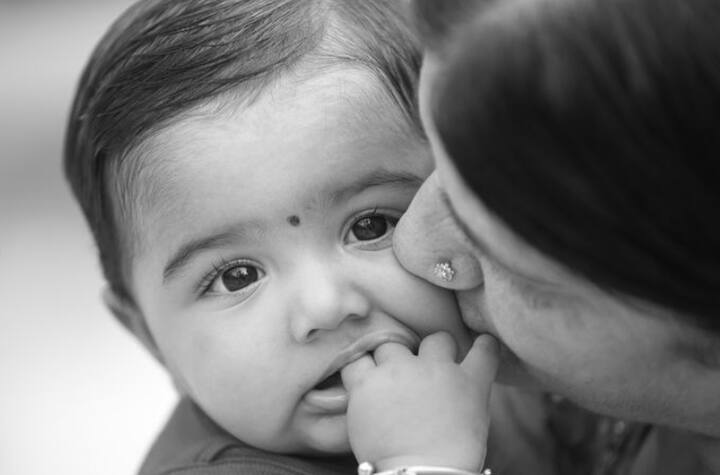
[303,384,348,414]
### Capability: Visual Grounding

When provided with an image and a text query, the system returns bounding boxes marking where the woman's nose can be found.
[289,258,371,343]
[394,172,484,290]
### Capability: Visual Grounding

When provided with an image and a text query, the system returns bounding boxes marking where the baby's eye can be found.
[205,262,265,295]
[346,212,399,247]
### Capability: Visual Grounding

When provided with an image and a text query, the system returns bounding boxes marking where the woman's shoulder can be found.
[486,387,720,475]
[633,428,720,475]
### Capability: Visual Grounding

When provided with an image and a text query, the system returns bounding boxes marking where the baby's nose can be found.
[289,259,371,343]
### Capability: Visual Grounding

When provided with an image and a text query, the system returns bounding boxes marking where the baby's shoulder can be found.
[138,397,355,475]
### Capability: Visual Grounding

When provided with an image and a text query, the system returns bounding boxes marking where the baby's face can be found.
[127,67,472,454]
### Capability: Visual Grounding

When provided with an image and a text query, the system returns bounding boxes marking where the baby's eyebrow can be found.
[323,168,424,205]
[162,222,261,284]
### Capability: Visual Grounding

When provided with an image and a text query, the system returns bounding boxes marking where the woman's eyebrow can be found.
[439,189,530,273]
[438,189,495,257]
[439,189,563,288]
[162,221,262,284]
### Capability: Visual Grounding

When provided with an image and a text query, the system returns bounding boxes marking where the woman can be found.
[392,0,720,473]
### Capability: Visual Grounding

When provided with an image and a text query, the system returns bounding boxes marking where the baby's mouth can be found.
[302,330,419,414]
[315,370,344,391]
[303,370,348,414]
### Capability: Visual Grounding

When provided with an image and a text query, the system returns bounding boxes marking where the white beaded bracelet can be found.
[357,462,492,475]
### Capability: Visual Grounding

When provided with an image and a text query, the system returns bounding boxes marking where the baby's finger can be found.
[417,331,457,361]
[460,334,500,390]
[340,353,375,391]
[373,341,412,365]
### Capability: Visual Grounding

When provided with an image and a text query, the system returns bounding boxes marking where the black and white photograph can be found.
[3,1,719,474]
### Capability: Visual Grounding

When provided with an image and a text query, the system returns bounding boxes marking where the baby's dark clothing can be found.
[139,397,357,475]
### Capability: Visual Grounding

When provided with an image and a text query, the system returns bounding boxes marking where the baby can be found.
[65,1,492,474]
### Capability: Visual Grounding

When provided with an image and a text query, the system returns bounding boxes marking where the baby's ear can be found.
[102,287,165,366]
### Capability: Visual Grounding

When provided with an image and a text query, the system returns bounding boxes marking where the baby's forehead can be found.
[118,66,427,252]
[139,64,414,156]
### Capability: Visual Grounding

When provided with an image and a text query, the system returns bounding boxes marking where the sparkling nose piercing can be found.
[433,261,456,282]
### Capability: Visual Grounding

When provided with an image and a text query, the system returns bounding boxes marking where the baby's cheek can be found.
[387,271,468,342]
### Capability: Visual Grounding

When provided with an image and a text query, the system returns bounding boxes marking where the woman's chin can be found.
[493,348,541,389]
[495,364,538,388]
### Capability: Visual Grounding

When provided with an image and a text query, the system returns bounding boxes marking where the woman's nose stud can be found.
[433,261,456,282]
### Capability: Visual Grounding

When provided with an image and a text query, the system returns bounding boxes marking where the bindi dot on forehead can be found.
[286,215,301,227]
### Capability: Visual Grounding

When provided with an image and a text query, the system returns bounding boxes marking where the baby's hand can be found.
[341,332,499,472]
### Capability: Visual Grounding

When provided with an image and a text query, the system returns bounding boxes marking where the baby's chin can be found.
[223,415,351,456]
[296,414,352,456]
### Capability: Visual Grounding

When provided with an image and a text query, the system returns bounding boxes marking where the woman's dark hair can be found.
[64,0,420,303]
[414,0,720,330]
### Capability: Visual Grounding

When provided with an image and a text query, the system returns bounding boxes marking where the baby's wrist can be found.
[370,454,483,473]
[358,461,492,475]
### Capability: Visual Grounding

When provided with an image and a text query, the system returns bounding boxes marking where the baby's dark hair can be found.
[65,0,421,303]
[413,0,720,330]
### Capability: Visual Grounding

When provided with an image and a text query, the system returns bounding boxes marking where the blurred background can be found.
[0,2,176,474]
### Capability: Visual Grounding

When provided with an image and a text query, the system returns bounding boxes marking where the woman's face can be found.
[393,57,720,437]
